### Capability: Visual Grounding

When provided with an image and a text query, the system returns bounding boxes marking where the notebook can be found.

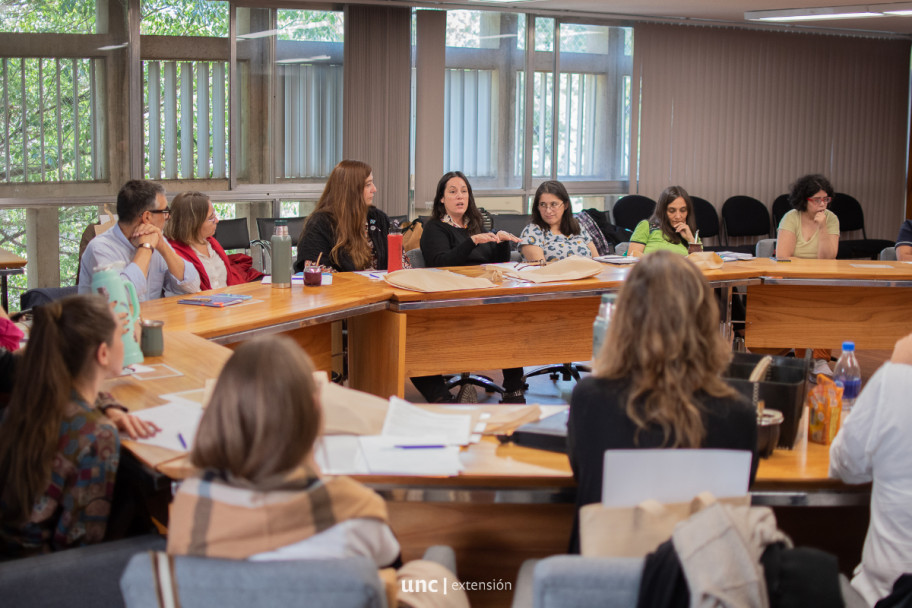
[508,409,569,453]
[177,294,252,308]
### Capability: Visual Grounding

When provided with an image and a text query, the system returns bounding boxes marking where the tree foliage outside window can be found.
[0,0,96,34]
[1,57,101,183]
[141,0,228,36]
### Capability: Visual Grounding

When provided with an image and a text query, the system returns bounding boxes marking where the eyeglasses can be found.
[205,214,218,223]
[807,197,832,204]
[148,207,171,216]
[538,202,565,210]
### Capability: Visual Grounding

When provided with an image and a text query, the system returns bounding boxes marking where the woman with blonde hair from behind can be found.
[167,336,467,608]
[567,251,757,551]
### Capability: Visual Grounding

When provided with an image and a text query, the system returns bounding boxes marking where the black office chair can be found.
[720,195,772,254]
[829,193,894,260]
[691,196,726,252]
[19,285,78,312]
[253,216,308,269]
[213,218,251,252]
[492,213,531,238]
[772,194,792,228]
[611,195,656,232]
[256,216,308,246]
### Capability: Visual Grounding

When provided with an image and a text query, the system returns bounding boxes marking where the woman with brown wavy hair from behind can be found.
[0,295,158,558]
[293,160,395,273]
[566,250,757,552]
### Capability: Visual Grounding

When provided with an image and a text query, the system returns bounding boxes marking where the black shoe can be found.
[500,390,526,404]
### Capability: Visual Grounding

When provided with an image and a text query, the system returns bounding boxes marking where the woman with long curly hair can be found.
[294,160,395,272]
[567,251,757,551]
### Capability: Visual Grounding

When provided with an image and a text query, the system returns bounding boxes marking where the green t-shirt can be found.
[777,209,839,259]
[629,220,691,256]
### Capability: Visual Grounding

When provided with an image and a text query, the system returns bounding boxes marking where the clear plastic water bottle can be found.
[833,341,862,415]
[592,293,617,361]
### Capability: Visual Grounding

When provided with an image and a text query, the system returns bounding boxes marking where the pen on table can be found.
[394,444,446,449]
[178,433,187,450]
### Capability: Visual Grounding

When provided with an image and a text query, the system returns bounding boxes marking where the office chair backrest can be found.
[829,193,866,235]
[771,194,791,228]
[493,213,531,238]
[611,195,656,232]
[213,218,251,252]
[879,246,897,261]
[120,552,387,608]
[720,196,771,241]
[405,248,425,268]
[755,238,777,258]
[690,196,719,240]
[256,216,308,247]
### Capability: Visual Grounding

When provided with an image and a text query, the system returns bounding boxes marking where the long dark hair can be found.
[531,180,581,236]
[0,295,117,523]
[649,185,696,245]
[431,171,483,235]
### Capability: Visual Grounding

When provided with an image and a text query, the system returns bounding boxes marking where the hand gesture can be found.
[104,409,162,440]
[674,222,695,243]
[813,211,828,228]
[495,230,520,244]
[470,232,498,245]
[130,223,162,250]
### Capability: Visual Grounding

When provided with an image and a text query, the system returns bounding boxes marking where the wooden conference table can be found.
[113,329,867,607]
[0,246,26,312]
[141,258,912,398]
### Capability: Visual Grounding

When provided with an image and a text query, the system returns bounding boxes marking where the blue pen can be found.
[178,433,187,449]
[394,444,446,449]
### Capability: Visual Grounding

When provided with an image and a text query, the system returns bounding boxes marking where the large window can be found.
[236,7,344,183]
[439,11,632,205]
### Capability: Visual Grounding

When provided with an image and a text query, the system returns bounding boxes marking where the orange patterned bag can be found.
[807,375,843,445]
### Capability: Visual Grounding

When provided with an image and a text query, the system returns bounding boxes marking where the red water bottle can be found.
[387,221,403,271]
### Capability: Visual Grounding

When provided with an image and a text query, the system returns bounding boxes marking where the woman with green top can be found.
[775,174,839,260]
[626,186,700,257]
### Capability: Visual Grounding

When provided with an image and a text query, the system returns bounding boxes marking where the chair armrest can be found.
[511,559,539,608]
[421,545,457,576]
[533,555,643,608]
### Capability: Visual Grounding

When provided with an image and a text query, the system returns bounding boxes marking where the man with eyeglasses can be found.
[78,179,200,301]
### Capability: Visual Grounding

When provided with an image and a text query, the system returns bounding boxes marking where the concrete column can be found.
[26,208,61,289]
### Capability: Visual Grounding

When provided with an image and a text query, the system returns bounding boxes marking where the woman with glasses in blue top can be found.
[519,181,598,263]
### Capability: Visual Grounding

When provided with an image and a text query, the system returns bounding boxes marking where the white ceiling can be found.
[410,0,912,36]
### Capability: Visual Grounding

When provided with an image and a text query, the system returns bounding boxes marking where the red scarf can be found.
[168,237,248,291]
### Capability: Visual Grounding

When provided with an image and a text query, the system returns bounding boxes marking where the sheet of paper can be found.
[314,435,370,475]
[382,397,472,446]
[353,270,388,280]
[358,435,463,476]
[601,449,751,507]
[594,255,639,265]
[128,363,183,381]
[261,273,333,285]
[130,402,204,452]
[718,251,755,261]
[851,263,893,269]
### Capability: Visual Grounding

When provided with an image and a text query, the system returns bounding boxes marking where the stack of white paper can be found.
[130,402,204,452]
